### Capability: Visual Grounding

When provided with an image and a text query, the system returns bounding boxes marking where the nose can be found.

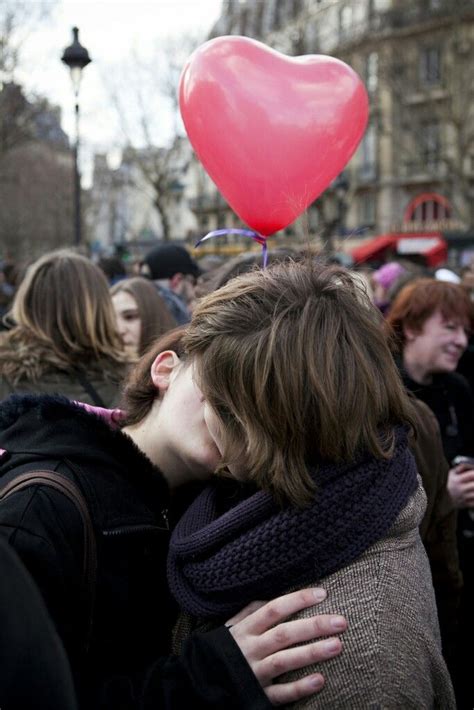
[454,326,468,349]
[116,318,128,338]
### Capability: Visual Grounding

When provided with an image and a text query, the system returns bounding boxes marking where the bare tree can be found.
[107,34,201,241]
[0,0,56,78]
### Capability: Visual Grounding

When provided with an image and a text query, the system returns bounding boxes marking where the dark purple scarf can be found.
[168,430,419,618]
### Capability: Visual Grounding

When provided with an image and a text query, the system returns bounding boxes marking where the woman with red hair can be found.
[387,278,474,709]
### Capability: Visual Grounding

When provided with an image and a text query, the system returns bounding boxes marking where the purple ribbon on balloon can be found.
[195,229,269,268]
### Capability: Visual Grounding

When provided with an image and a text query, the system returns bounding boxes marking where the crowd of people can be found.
[0,242,473,709]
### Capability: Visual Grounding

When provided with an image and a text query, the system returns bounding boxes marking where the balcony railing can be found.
[398,158,448,180]
[380,0,473,33]
[189,192,228,213]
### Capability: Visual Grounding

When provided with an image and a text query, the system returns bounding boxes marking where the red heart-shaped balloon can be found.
[179,36,368,236]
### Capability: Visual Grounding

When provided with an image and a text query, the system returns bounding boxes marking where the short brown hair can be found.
[185,260,414,507]
[111,277,176,355]
[120,326,187,426]
[387,278,472,353]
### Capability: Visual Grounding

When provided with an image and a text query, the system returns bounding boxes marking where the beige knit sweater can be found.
[173,481,455,709]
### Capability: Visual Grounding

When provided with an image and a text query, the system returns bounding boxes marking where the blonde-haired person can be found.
[111,276,176,358]
[0,249,128,406]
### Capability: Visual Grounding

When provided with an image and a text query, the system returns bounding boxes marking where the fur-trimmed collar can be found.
[0,394,169,527]
[0,329,121,384]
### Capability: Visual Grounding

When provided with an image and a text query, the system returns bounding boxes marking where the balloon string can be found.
[195,229,268,268]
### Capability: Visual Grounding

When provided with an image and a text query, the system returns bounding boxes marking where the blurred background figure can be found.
[371,262,407,315]
[140,244,201,325]
[387,278,474,709]
[196,248,301,297]
[434,268,461,284]
[111,276,176,358]
[0,250,128,406]
[98,255,127,285]
[0,261,19,330]
[458,265,474,395]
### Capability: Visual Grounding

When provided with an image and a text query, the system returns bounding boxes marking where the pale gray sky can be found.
[17,0,222,181]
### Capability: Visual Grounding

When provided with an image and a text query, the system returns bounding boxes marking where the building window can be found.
[339,4,353,40]
[365,52,378,93]
[359,193,376,226]
[420,121,441,169]
[404,193,451,223]
[419,46,441,86]
[359,124,377,180]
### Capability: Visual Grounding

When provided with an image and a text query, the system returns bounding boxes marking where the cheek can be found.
[131,319,141,341]
[203,405,224,452]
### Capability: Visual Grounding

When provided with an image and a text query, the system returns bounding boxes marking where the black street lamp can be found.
[61,27,92,247]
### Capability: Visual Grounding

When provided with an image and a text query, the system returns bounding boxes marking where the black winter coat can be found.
[0,395,269,710]
[401,370,474,463]
[0,537,78,710]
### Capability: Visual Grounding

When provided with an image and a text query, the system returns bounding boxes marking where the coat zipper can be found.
[103,512,169,536]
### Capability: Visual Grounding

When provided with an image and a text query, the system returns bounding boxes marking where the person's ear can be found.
[150,351,181,394]
[403,324,417,343]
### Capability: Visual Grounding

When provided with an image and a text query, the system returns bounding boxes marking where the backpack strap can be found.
[75,371,106,408]
[0,470,97,652]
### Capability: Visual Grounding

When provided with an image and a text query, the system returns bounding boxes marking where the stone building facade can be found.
[199,0,474,249]
[0,84,74,261]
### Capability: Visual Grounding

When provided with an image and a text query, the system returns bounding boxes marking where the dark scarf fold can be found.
[168,429,418,618]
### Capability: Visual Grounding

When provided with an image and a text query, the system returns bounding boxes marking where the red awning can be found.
[351,235,397,263]
[395,235,447,266]
[351,232,447,266]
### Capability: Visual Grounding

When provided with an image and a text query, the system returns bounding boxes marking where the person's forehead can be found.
[112,291,137,310]
[425,308,467,327]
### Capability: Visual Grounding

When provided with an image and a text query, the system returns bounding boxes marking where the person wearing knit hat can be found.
[141,244,201,325]
[372,262,407,314]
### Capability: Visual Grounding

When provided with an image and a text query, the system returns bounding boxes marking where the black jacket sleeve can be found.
[98,626,271,710]
[0,538,78,710]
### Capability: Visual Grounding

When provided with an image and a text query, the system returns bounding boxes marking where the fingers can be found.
[265,673,325,706]
[257,614,347,657]
[258,637,342,684]
[455,470,474,482]
[225,600,267,627]
[235,588,327,635]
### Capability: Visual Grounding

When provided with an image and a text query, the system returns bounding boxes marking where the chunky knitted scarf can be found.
[168,429,419,618]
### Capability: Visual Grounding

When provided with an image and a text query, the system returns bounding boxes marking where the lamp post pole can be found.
[61,27,91,248]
